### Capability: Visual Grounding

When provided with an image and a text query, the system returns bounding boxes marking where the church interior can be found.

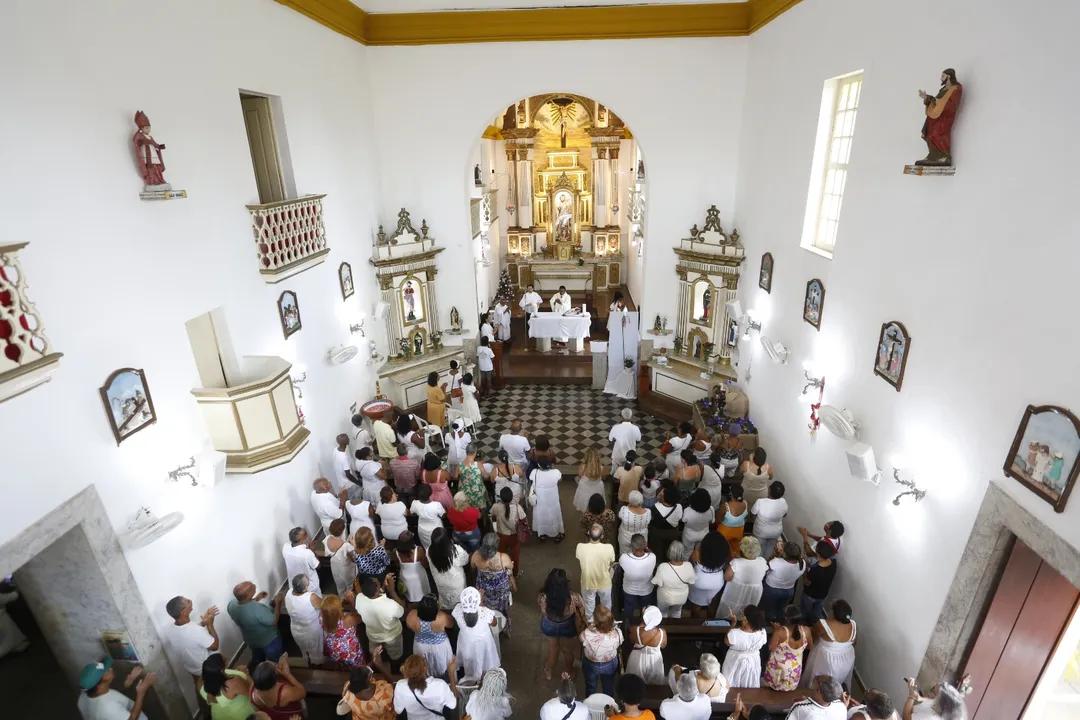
[2,0,1080,718]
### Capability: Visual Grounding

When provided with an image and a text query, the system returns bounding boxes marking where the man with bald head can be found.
[226,581,285,666]
[498,419,530,467]
[311,477,346,535]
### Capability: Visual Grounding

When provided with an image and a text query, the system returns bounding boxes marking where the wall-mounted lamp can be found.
[892,462,927,505]
[801,360,825,397]
[742,313,763,341]
[350,321,365,337]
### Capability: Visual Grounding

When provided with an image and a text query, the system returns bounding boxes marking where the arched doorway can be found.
[466,93,646,333]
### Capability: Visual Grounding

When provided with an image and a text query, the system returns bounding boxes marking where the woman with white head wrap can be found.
[464,668,513,720]
[625,605,667,685]
[452,587,502,679]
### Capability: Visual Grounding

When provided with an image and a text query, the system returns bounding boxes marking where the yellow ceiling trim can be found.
[365,3,748,46]
[748,0,804,33]
[272,0,368,44]
[272,0,804,46]
[481,125,504,140]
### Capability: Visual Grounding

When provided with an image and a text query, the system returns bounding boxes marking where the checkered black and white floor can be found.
[466,384,672,467]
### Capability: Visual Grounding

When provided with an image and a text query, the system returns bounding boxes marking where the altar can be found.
[529,311,591,352]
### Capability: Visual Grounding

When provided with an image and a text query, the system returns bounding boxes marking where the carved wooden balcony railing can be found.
[247,195,330,283]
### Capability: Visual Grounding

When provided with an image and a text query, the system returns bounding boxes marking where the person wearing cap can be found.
[452,586,501,679]
[625,605,667,684]
[77,656,156,720]
[164,596,220,684]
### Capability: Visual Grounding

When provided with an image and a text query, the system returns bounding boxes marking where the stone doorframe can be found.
[918,482,1080,687]
[0,485,187,718]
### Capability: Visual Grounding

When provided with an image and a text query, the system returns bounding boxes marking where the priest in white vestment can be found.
[493,300,512,341]
[550,286,573,342]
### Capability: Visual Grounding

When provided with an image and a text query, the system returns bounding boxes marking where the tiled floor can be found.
[471,384,673,467]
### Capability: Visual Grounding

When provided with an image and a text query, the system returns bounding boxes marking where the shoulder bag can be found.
[514,504,531,544]
[408,685,455,719]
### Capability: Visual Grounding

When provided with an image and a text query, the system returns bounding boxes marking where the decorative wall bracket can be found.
[0,243,63,404]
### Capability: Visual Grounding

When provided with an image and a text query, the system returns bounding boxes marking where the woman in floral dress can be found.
[763,604,812,691]
[454,443,489,511]
[321,594,367,668]
[472,532,516,619]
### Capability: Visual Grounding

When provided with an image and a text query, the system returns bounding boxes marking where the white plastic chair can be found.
[414,415,445,453]
[446,407,477,437]
[584,693,616,720]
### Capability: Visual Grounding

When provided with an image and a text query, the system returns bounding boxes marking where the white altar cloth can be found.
[528,312,592,340]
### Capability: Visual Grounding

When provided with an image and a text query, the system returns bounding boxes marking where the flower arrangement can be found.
[430,331,443,350]
[624,357,635,370]
[398,338,411,357]
[673,335,684,354]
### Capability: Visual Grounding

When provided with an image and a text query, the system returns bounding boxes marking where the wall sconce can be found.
[291,371,307,399]
[166,448,226,488]
[801,360,825,397]
[892,459,927,504]
[742,312,762,341]
[350,322,365,337]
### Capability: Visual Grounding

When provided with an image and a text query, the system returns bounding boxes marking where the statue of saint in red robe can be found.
[133,110,170,189]
[916,69,963,166]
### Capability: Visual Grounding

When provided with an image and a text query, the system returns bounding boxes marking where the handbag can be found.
[409,686,455,719]
[660,440,673,455]
[515,506,531,544]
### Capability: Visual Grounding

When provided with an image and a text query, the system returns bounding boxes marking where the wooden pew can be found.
[290,666,350,695]
[640,686,803,718]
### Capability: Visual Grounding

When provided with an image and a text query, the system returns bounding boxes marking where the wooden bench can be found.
[290,666,350,695]
[641,686,803,718]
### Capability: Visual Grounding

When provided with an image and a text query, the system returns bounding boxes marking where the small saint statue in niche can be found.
[413,335,423,356]
[403,281,418,321]
[916,68,963,167]
[133,111,170,191]
[653,315,663,334]
[474,164,482,186]
[449,306,462,333]
[700,287,712,322]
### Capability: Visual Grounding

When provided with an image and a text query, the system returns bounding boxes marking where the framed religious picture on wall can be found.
[1003,405,1080,513]
[99,368,157,446]
[278,290,302,339]
[759,252,773,293]
[339,262,354,301]
[874,321,911,392]
[803,279,825,330]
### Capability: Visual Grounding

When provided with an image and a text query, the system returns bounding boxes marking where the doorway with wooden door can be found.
[962,537,1080,718]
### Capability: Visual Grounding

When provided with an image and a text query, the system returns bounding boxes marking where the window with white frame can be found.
[800,71,863,258]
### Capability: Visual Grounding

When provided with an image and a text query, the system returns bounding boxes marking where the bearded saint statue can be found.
[916,69,963,167]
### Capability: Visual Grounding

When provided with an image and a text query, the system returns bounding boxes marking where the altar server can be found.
[519,284,542,316]
[493,299,512,342]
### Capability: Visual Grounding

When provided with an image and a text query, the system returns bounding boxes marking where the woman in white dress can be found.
[802,599,857,690]
[460,373,483,426]
[453,588,503,681]
[625,605,667,685]
[428,527,468,610]
[410,483,447,550]
[353,447,387,506]
[573,448,607,513]
[530,457,564,541]
[283,574,324,664]
[664,422,695,476]
[394,532,431,603]
[376,487,409,543]
[721,605,768,688]
[751,481,788,561]
[323,519,357,596]
[396,414,427,466]
[464,668,513,720]
[699,453,726,509]
[681,489,716,553]
[407,595,455,679]
[688,532,729,618]
[617,491,651,555]
[345,495,377,541]
[739,446,774,513]
[718,536,768,617]
[652,541,696,618]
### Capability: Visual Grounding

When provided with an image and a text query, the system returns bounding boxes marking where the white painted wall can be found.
[0,0,381,705]
[367,38,748,329]
[734,0,1080,702]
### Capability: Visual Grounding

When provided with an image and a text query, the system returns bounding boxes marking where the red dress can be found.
[249,683,305,720]
[326,619,367,667]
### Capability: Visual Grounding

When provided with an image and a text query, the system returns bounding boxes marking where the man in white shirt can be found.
[787,677,848,719]
[619,533,656,623]
[350,413,373,458]
[77,656,155,720]
[519,283,542,350]
[476,336,496,397]
[311,477,345,535]
[609,407,642,472]
[498,420,531,467]
[331,433,357,497]
[659,673,712,720]
[354,574,406,660]
[540,678,590,720]
[846,689,898,720]
[282,527,321,596]
[576,524,615,622]
[164,596,219,682]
